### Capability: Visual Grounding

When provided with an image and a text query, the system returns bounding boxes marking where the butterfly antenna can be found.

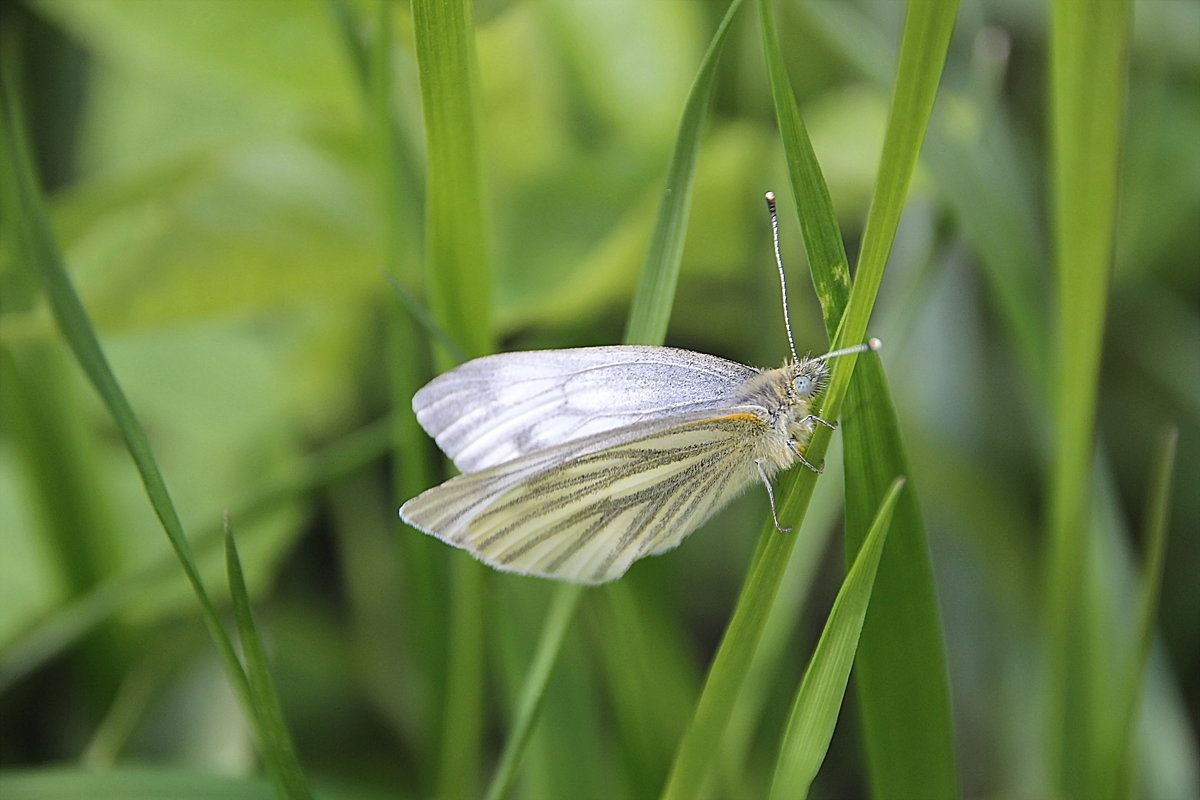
[819,337,883,361]
[765,191,799,364]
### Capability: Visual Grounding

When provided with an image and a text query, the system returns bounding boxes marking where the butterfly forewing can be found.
[412,346,759,473]
[399,411,770,583]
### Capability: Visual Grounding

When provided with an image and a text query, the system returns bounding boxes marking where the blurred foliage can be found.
[0,0,1196,798]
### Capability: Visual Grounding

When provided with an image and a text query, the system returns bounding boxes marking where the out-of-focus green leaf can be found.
[1098,429,1177,799]
[769,477,904,799]
[1043,0,1133,793]
[0,767,275,800]
[410,2,494,798]
[225,517,313,799]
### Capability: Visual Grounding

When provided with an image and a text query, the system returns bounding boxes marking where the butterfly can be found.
[399,192,879,584]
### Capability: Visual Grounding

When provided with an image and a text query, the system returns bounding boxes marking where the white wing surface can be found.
[399,410,770,583]
[412,346,759,473]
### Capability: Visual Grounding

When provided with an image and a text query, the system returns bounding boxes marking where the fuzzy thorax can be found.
[737,358,830,472]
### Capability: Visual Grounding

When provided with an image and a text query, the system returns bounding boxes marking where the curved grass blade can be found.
[1097,428,1177,799]
[482,584,583,800]
[622,0,746,346]
[225,515,314,800]
[481,4,745,797]
[839,1,960,793]
[661,2,959,797]
[769,477,905,800]
[0,46,311,798]
[0,416,392,691]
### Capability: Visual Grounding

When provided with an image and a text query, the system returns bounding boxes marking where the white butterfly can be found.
[399,192,879,584]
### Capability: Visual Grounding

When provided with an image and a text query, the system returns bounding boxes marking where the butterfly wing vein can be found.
[400,413,768,583]
[412,347,759,473]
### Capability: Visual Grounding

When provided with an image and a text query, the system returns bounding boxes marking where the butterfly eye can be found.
[793,375,816,396]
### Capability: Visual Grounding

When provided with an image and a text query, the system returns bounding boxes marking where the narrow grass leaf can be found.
[412,0,491,366]
[361,0,448,768]
[769,477,905,800]
[1043,0,1133,792]
[623,0,745,346]
[411,2,494,796]
[0,767,275,800]
[829,2,961,795]
[0,416,392,690]
[224,516,314,800]
[0,42,269,759]
[842,361,956,798]
[483,4,744,796]
[757,0,850,319]
[483,584,583,800]
[763,0,959,794]
[658,1,940,793]
[1100,429,1177,799]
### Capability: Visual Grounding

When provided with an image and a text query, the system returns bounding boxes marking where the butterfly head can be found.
[789,358,828,399]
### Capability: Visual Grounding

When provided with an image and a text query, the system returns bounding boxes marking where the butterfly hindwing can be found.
[400,411,771,583]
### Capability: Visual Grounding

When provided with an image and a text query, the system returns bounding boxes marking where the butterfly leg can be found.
[756,460,792,533]
[786,439,824,474]
[797,414,836,430]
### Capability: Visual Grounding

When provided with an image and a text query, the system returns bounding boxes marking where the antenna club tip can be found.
[867,337,882,351]
[764,190,776,203]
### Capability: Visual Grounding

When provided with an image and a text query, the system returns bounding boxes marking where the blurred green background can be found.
[1,0,1196,798]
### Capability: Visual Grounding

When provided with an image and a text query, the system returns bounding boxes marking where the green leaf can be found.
[0,766,275,800]
[1097,429,1177,799]
[837,2,960,795]
[769,477,905,800]
[413,0,492,366]
[225,517,314,800]
[410,2,495,796]
[758,1,851,325]
[622,0,746,346]
[0,416,392,691]
[0,20,253,735]
[0,38,310,795]
[1042,0,1134,793]
[483,584,584,800]
[660,2,958,797]
[842,362,956,799]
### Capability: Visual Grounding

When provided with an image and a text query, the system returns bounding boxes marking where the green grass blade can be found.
[224,516,314,800]
[411,1,494,796]
[1100,429,1177,799]
[842,363,956,798]
[481,5,744,796]
[482,584,583,800]
[622,0,745,346]
[837,2,959,796]
[0,37,268,757]
[1043,0,1133,792]
[758,0,850,325]
[659,2,955,794]
[769,477,905,800]
[362,1,447,775]
[0,767,276,799]
[765,0,960,793]
[412,0,492,366]
[0,416,392,690]
[850,0,959,341]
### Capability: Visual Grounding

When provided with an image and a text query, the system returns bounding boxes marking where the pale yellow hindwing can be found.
[400,413,770,583]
